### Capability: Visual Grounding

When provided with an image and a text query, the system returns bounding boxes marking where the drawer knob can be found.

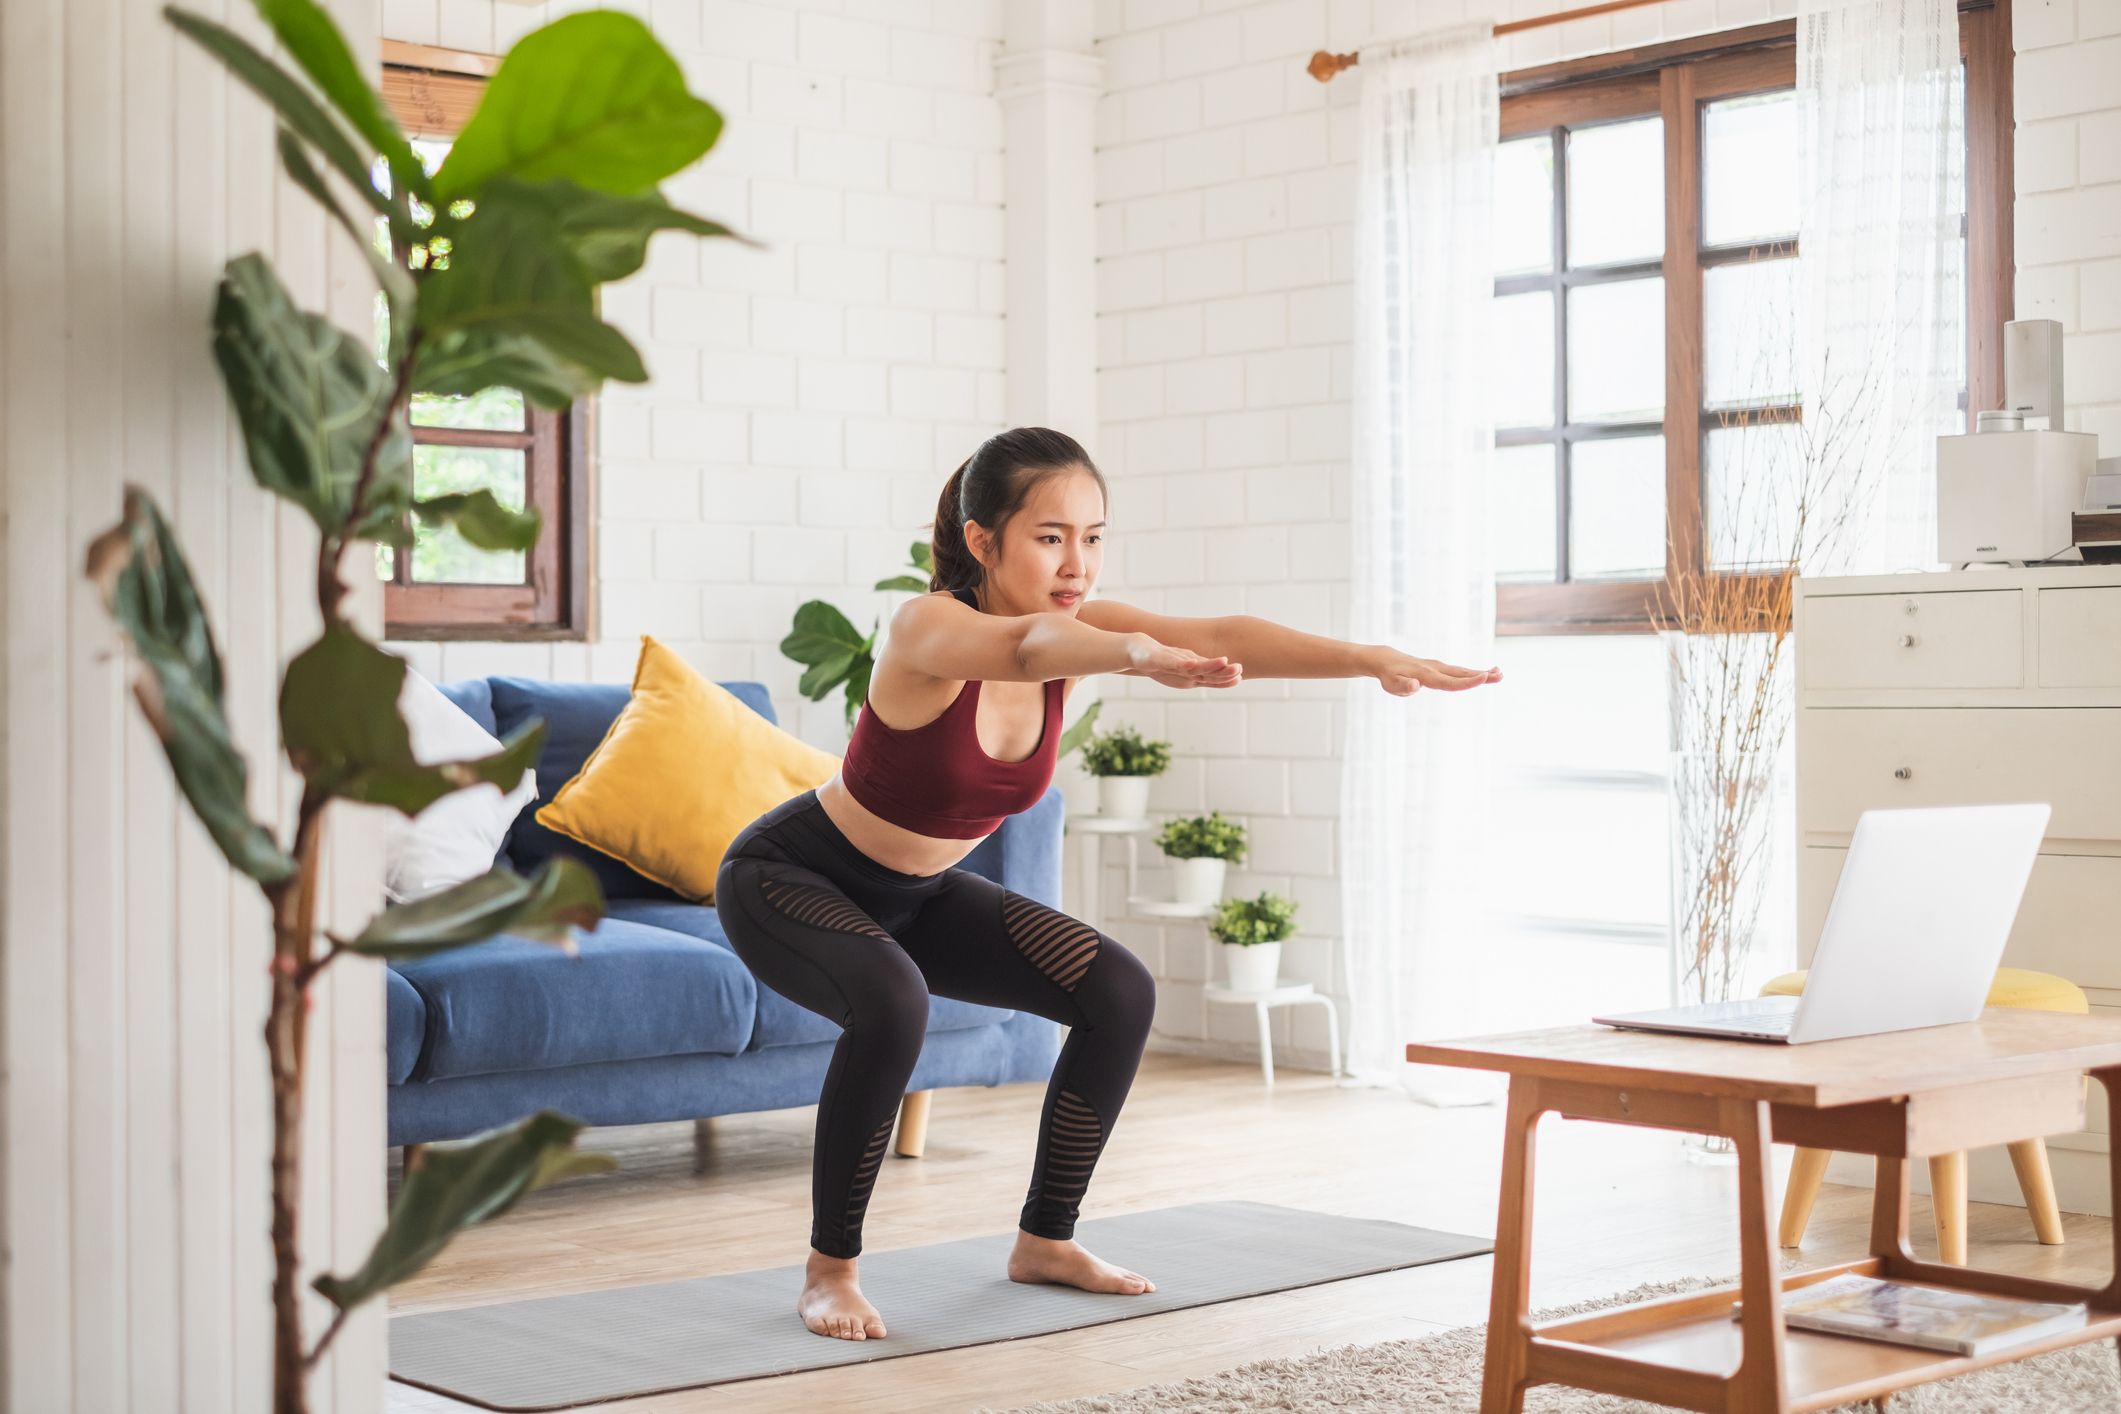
[1898,634,1917,647]
[1894,766,1913,780]
[1905,600,1919,615]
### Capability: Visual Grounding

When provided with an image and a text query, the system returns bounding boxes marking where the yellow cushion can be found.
[1760,966,2088,1014]
[534,636,841,903]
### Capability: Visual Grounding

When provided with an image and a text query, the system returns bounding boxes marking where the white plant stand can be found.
[1203,981,1343,1090]
[1065,813,1151,926]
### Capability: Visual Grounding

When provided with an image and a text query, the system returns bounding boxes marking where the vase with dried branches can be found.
[1655,315,1890,1158]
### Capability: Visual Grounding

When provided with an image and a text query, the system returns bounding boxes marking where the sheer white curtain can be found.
[1339,25,1505,1106]
[1796,0,1963,576]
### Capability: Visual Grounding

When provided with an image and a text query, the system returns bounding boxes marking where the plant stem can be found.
[265,789,327,1414]
[321,333,419,625]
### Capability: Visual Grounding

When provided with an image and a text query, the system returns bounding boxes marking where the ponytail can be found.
[928,457,977,592]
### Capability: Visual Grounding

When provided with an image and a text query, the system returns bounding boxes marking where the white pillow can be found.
[382,670,539,904]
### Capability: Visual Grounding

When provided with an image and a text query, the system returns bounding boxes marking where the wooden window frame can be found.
[378,38,593,642]
[1493,4,2014,637]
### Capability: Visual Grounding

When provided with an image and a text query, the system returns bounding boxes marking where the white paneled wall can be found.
[1,0,387,1409]
[379,0,1014,752]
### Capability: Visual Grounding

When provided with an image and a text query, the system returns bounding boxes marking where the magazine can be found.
[1731,1273,2086,1357]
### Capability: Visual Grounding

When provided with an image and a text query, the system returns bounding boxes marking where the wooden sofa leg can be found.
[402,1142,426,1172]
[693,1117,716,1171]
[895,1091,931,1158]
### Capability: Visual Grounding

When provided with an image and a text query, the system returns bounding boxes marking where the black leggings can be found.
[714,789,1156,1260]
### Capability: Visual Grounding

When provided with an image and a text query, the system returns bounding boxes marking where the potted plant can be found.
[1210,891,1296,992]
[1079,723,1171,819]
[1155,810,1246,906]
[85,3,738,1407]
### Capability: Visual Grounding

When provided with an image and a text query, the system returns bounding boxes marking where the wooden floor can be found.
[384,1050,2116,1412]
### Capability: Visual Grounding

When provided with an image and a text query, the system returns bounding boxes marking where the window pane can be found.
[1567,277,1664,424]
[1494,135,1555,276]
[1704,421,1802,572]
[1492,442,1558,582]
[1494,290,1555,429]
[1703,257,1798,411]
[1569,434,1666,579]
[1702,92,1799,247]
[411,445,528,584]
[1566,117,1663,267]
[412,387,528,430]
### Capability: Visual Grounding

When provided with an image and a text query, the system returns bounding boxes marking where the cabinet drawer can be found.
[1797,707,2121,841]
[1801,589,2022,691]
[1799,846,2121,991]
[2039,587,2121,687]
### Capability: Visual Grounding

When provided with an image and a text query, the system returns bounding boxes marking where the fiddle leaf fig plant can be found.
[87,4,741,1408]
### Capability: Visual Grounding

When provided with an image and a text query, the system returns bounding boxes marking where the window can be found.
[1490,11,2012,635]
[376,40,591,640]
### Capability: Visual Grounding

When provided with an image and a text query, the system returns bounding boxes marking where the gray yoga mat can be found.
[388,1199,1494,1410]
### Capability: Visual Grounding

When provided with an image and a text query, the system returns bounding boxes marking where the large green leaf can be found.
[279,625,544,812]
[873,574,927,593]
[841,652,875,729]
[796,649,854,701]
[433,12,721,201]
[409,327,594,410]
[250,0,428,204]
[345,859,604,959]
[1057,698,1103,760]
[84,486,296,884]
[413,187,647,397]
[164,6,386,223]
[313,1112,614,1312]
[479,178,743,284]
[212,253,412,543]
[779,599,865,667]
[412,490,541,553]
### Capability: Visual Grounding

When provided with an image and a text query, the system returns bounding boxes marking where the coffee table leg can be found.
[1871,1149,1914,1263]
[1724,1096,1788,1412]
[1481,1076,1541,1413]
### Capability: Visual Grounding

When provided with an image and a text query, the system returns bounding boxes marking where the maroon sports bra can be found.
[840,588,1064,839]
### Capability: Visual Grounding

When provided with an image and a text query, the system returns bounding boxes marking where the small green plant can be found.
[1155,810,1247,863]
[781,541,934,728]
[1209,891,1297,947]
[1080,723,1172,778]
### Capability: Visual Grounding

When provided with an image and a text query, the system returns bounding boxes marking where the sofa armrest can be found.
[996,785,1066,910]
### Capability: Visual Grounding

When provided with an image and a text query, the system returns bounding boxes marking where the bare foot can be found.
[1007,1230,1157,1294]
[797,1251,887,1340]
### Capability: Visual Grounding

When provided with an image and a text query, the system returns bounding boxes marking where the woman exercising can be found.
[714,427,1502,1343]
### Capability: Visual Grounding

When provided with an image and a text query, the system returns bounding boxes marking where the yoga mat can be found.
[388,1199,1494,1410]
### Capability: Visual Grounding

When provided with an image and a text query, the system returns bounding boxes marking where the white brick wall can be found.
[2014,0,2121,450]
[379,0,1010,748]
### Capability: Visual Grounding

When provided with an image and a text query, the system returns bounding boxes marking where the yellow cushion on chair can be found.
[1759,966,2088,1014]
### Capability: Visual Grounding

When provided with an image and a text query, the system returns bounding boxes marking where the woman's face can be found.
[967,466,1105,616]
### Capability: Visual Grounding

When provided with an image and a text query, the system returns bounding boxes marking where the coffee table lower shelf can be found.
[1525,1255,2121,1412]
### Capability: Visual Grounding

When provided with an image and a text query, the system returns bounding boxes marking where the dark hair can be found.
[928,427,1105,595]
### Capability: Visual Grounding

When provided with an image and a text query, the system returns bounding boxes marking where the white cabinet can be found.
[1795,565,2121,1215]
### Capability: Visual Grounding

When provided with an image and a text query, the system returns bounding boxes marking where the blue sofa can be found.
[384,675,1067,1148]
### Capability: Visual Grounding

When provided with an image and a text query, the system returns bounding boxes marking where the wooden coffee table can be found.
[1407,1008,2121,1413]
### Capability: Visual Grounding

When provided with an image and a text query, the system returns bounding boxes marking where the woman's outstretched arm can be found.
[1224,616,1501,693]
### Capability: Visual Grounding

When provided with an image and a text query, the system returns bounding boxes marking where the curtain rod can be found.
[1309,0,1694,80]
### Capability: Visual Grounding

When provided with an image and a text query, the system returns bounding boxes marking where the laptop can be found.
[1591,802,2051,1044]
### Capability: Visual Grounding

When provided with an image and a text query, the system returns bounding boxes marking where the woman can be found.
[715,427,1501,1343]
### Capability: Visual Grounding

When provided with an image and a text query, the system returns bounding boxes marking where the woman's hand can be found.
[1126,633,1243,690]
[1365,647,1502,696]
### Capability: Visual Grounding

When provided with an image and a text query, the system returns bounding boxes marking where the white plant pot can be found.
[1097,775,1152,819]
[1222,940,1281,992]
[1171,856,1227,906]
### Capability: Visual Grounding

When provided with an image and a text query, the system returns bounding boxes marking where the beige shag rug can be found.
[979,1271,2121,1413]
